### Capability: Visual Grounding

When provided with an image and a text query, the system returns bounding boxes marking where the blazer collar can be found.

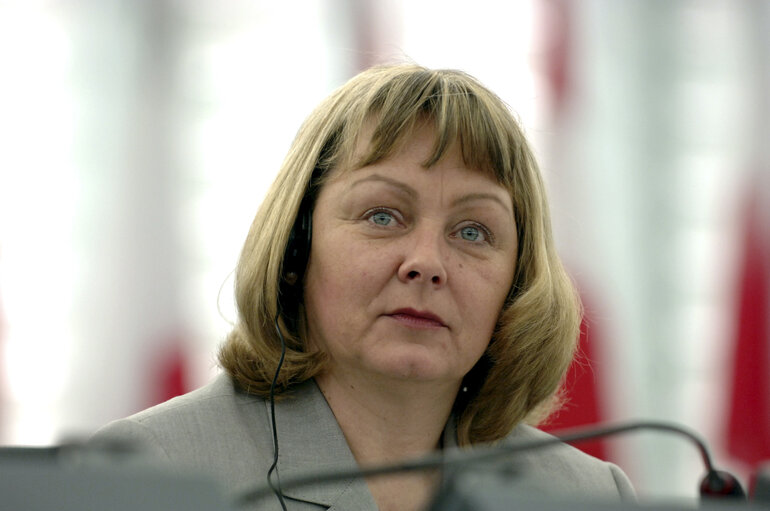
[266,379,378,509]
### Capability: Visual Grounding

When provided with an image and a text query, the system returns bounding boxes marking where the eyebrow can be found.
[348,173,513,217]
[348,174,418,199]
[451,193,514,218]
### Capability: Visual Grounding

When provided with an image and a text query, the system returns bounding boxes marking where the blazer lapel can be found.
[267,379,378,510]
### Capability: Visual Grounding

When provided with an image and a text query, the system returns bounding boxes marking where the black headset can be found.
[268,183,315,511]
[278,193,313,332]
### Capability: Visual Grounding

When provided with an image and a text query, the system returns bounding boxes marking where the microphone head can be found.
[752,461,770,502]
[699,470,746,499]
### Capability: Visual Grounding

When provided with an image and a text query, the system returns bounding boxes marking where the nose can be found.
[397,226,448,287]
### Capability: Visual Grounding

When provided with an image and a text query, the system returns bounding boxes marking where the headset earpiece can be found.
[278,195,313,328]
[283,199,312,283]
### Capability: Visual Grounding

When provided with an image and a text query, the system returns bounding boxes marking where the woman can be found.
[93,64,634,510]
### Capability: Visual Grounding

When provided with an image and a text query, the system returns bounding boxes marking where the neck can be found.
[314,370,459,464]
[314,370,459,511]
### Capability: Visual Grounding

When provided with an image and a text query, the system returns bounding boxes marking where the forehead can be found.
[330,121,503,188]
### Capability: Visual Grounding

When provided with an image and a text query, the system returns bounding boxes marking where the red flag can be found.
[726,181,770,466]
[148,334,190,406]
[539,0,572,116]
[536,0,608,460]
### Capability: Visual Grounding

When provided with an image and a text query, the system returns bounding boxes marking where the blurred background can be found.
[1,0,768,504]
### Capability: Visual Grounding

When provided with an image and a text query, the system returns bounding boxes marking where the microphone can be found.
[700,469,745,499]
[754,462,770,502]
[236,420,745,507]
[543,421,746,500]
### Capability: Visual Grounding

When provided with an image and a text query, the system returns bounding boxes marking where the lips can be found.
[386,308,447,328]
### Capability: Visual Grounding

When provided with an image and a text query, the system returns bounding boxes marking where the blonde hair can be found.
[219,64,581,446]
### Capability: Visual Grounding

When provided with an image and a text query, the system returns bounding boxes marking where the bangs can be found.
[321,67,523,191]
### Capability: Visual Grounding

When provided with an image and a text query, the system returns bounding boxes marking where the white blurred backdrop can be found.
[1,0,768,503]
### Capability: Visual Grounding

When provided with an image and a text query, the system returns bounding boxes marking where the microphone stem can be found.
[238,419,718,505]
[552,421,715,473]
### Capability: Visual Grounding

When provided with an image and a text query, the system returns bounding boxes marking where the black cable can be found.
[237,419,729,505]
[266,314,288,511]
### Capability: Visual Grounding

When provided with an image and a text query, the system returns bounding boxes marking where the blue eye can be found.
[455,223,493,244]
[460,226,482,241]
[370,210,395,226]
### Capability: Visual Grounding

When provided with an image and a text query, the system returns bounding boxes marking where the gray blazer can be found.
[92,373,635,510]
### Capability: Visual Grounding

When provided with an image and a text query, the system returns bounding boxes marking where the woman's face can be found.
[303,126,518,388]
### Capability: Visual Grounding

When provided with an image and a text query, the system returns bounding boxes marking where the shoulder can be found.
[90,373,275,493]
[94,373,261,443]
[500,424,635,501]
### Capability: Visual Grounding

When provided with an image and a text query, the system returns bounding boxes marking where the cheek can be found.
[305,248,371,319]
[457,254,514,294]
[321,236,390,287]
[476,256,513,285]
[306,259,344,309]
[457,260,513,328]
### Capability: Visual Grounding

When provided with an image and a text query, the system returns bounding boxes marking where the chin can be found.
[371,353,455,383]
